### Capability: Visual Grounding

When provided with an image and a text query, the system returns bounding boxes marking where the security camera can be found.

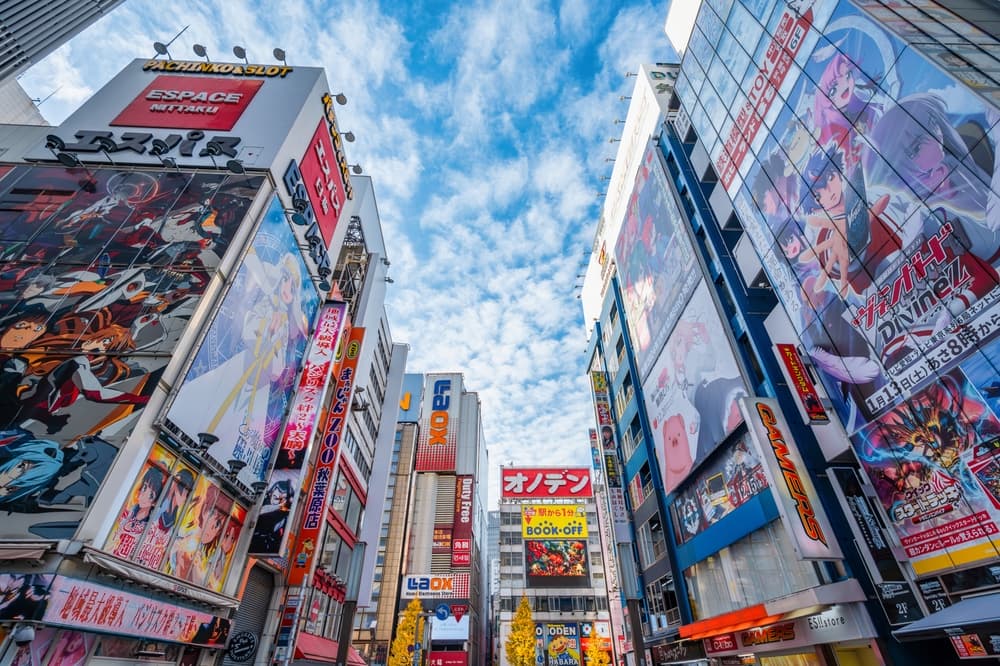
[12,623,35,646]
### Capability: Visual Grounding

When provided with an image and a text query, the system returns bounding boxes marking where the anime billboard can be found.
[852,368,1000,575]
[102,445,246,591]
[670,434,769,544]
[524,540,590,588]
[0,165,261,540]
[536,623,581,666]
[166,196,320,487]
[615,143,699,380]
[717,0,1000,438]
[642,280,747,495]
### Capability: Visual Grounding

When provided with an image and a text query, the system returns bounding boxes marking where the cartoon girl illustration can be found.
[206,509,243,591]
[7,309,149,434]
[0,429,63,511]
[166,483,232,585]
[813,52,881,157]
[108,466,165,558]
[248,479,292,554]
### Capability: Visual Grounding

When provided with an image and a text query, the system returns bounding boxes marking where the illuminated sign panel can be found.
[415,373,462,471]
[521,505,588,539]
[111,75,263,130]
[501,468,592,499]
[452,475,473,567]
[400,574,469,599]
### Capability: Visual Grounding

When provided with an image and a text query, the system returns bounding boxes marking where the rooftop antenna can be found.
[152,25,189,60]
[32,86,62,106]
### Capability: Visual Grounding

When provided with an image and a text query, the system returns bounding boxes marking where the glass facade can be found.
[677,0,1000,578]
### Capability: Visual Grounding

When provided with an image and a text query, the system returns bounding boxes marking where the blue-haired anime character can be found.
[0,429,63,510]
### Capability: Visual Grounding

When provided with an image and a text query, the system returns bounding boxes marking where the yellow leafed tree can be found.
[389,597,425,666]
[506,595,536,666]
[584,633,610,666]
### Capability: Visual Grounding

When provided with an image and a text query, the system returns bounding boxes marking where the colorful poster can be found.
[1,627,56,666]
[415,373,462,471]
[542,623,582,666]
[0,574,53,621]
[642,280,747,495]
[522,505,588,539]
[852,369,1000,574]
[501,468,592,499]
[615,143,699,379]
[46,631,94,666]
[524,540,590,588]
[0,166,261,540]
[134,459,197,570]
[775,344,829,422]
[166,196,320,487]
[248,302,346,556]
[452,475,473,567]
[162,476,235,587]
[105,444,175,560]
[590,373,617,453]
[670,434,769,544]
[43,575,230,647]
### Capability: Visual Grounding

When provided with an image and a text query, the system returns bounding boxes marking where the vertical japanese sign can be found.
[452,475,473,567]
[775,344,828,423]
[590,372,617,452]
[249,302,346,556]
[285,326,365,586]
[741,397,842,560]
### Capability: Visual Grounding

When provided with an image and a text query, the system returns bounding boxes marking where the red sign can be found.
[501,468,592,499]
[450,604,468,622]
[44,575,230,647]
[287,327,365,586]
[299,119,348,250]
[428,652,467,666]
[452,475,473,567]
[775,344,828,423]
[111,75,262,130]
[704,633,738,654]
[716,8,813,188]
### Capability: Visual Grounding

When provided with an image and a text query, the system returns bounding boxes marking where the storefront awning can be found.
[294,632,367,666]
[893,593,1000,642]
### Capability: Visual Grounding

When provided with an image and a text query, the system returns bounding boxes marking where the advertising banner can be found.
[615,143,699,379]
[400,573,470,599]
[298,117,349,250]
[580,621,612,662]
[110,75,263,130]
[521,505,588,539]
[538,623,581,666]
[428,652,468,666]
[741,397,842,560]
[248,302,346,556]
[103,444,245,591]
[167,196,320,487]
[643,280,748,495]
[0,166,261,540]
[286,326,364,586]
[43,575,230,647]
[670,434,769,544]
[433,525,453,553]
[0,574,53,621]
[775,344,829,423]
[430,613,470,641]
[851,368,1000,575]
[452,475,473,567]
[415,373,463,471]
[700,605,875,657]
[501,468,592,499]
[525,540,590,588]
[590,372,617,452]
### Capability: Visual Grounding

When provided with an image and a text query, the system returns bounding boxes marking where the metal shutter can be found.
[222,566,274,666]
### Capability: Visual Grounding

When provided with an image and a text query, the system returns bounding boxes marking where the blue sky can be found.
[20,0,678,505]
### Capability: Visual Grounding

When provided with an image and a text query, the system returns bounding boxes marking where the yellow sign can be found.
[143,60,293,78]
[521,504,588,538]
[400,391,411,411]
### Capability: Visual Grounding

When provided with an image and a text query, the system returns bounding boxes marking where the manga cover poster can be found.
[670,434,769,544]
[133,457,197,570]
[719,0,1000,441]
[0,165,261,540]
[614,143,699,380]
[0,574,52,621]
[166,196,320,487]
[161,476,235,589]
[851,370,1000,574]
[104,444,174,560]
[543,624,581,666]
[641,280,747,495]
[0,627,56,666]
[46,631,94,666]
[524,540,590,589]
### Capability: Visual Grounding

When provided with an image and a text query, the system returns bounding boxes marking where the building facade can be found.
[496,467,614,666]
[0,52,403,666]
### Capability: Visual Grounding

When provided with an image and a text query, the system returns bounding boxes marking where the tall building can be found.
[0,0,126,82]
[496,466,614,666]
[583,0,1000,664]
[0,51,403,666]
[397,373,490,666]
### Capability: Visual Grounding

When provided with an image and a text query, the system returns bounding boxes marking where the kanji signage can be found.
[501,468,592,499]
[775,344,829,423]
[453,475,473,566]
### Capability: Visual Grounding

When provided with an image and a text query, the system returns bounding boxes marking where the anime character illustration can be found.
[166,199,319,487]
[852,371,1000,568]
[0,573,51,621]
[38,434,119,507]
[165,481,234,586]
[47,631,93,666]
[248,479,292,555]
[134,464,195,569]
[812,51,882,159]
[107,465,166,559]
[205,506,245,591]
[600,425,614,450]
[0,430,63,512]
[547,633,581,666]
